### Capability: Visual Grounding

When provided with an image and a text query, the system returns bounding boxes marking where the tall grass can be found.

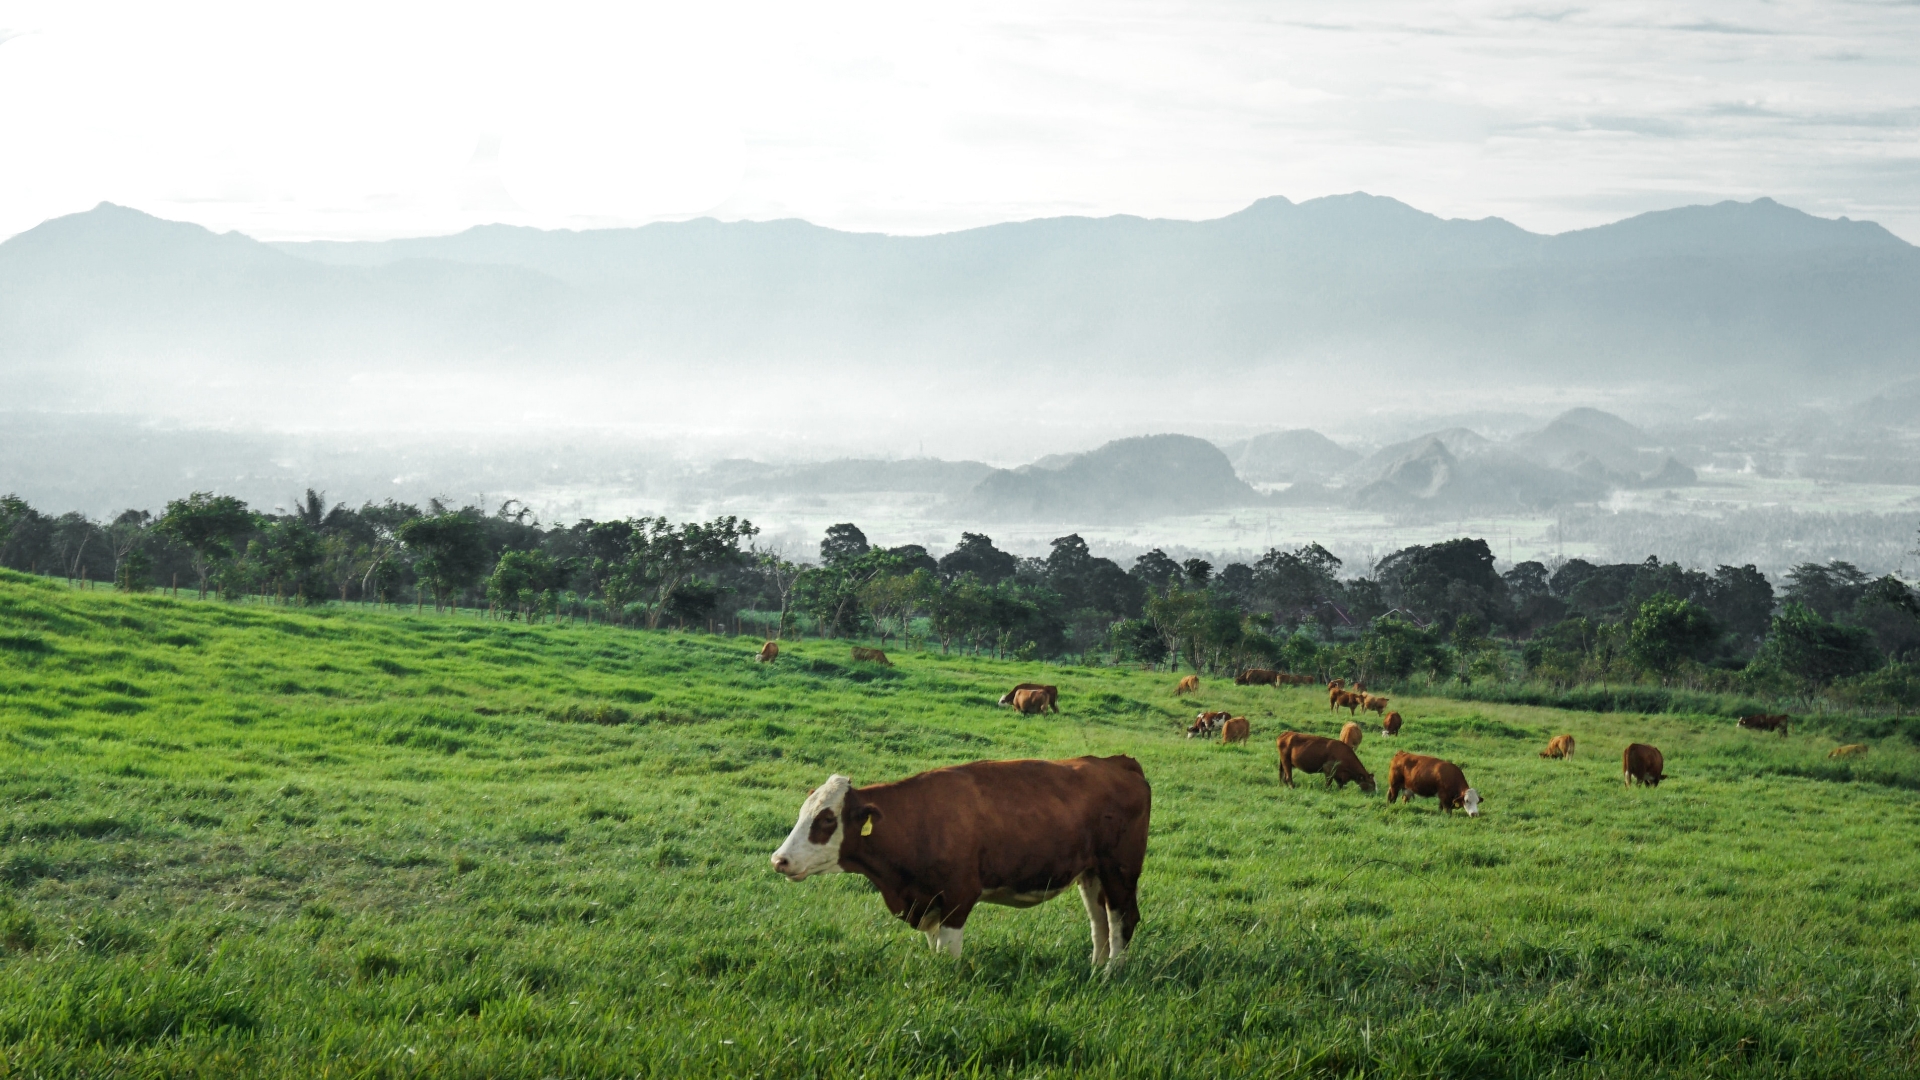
[2,568,1918,1077]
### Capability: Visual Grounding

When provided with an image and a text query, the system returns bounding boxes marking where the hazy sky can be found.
[4,1,1918,242]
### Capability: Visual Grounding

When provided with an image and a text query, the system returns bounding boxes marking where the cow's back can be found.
[859,757,1149,874]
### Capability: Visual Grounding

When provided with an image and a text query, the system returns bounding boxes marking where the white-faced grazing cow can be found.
[771,756,1152,971]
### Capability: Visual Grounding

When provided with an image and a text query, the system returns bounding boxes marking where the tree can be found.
[1706,564,1775,643]
[156,492,255,598]
[106,509,152,589]
[1783,561,1870,621]
[1852,575,1920,663]
[938,532,1017,585]
[1626,592,1720,679]
[1375,538,1506,632]
[1254,543,1343,625]
[240,518,327,603]
[927,574,992,654]
[820,523,870,566]
[753,550,805,639]
[487,549,562,621]
[1756,603,1879,688]
[398,510,492,612]
[861,570,925,646]
[606,516,759,629]
[1128,548,1181,593]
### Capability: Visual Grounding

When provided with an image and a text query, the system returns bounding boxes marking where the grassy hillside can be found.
[2,570,1918,1078]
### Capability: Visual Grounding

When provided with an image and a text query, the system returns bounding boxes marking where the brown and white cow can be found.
[1186,711,1231,739]
[1274,732,1375,792]
[1235,668,1281,687]
[771,757,1151,970]
[1623,743,1665,787]
[1220,716,1251,745]
[999,683,1060,712]
[1540,734,1575,760]
[850,646,893,666]
[1174,675,1200,696]
[1010,689,1052,715]
[1339,721,1363,749]
[1387,752,1480,815]
[757,641,780,663]
[1381,711,1403,737]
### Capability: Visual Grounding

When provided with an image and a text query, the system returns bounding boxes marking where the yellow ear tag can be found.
[861,819,874,836]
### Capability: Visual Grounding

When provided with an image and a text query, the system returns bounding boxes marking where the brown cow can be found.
[1738,713,1791,736]
[1186,711,1231,739]
[1360,694,1389,716]
[771,757,1151,970]
[1274,732,1375,792]
[757,641,779,663]
[1387,752,1480,815]
[1174,675,1200,696]
[1220,716,1251,745]
[1829,743,1869,758]
[1235,668,1281,687]
[1339,721,1363,749]
[1381,711,1402,737]
[999,683,1060,713]
[1623,743,1664,787]
[1330,690,1363,716]
[1327,678,1346,691]
[1540,734,1575,760]
[1010,689,1051,715]
[851,646,893,666]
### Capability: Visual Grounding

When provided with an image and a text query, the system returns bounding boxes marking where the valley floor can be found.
[1,572,1917,1077]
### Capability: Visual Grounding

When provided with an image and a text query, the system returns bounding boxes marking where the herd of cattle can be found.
[766,643,1815,970]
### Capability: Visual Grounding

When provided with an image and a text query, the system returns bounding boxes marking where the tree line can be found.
[3,491,1917,712]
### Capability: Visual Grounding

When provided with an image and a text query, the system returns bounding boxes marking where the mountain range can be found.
[3,195,1917,419]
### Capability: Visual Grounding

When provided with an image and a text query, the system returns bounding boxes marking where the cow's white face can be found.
[771,775,852,880]
[1462,788,1481,817]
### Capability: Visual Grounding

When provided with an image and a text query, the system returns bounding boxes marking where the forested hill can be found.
[2,195,1917,402]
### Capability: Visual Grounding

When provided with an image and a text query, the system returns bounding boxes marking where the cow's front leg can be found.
[1078,874,1110,969]
[934,925,963,958]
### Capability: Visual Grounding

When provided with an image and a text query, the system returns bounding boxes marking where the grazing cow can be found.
[1540,734,1575,760]
[1361,694,1389,716]
[1623,743,1665,788]
[851,646,893,666]
[1274,732,1376,792]
[1175,675,1200,696]
[1010,689,1052,715]
[1738,713,1791,736]
[999,683,1060,713]
[1186,711,1231,739]
[1330,691,1363,716]
[1235,668,1281,687]
[1387,752,1480,815]
[1339,721,1363,749]
[757,641,779,663]
[1220,716,1251,745]
[1381,711,1402,737]
[1282,673,1316,686]
[1829,743,1869,759]
[770,756,1151,970]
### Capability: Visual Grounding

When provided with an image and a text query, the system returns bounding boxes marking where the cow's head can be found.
[771,775,879,880]
[1462,788,1481,816]
[1358,770,1377,795]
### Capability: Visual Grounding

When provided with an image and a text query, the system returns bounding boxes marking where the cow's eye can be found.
[808,808,839,844]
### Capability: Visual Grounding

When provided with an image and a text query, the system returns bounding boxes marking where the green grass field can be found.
[3,569,1919,1078]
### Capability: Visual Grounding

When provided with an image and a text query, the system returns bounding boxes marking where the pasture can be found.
[2,569,1918,1077]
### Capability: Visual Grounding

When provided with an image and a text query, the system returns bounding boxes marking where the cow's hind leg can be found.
[1097,865,1141,971]
[1077,874,1110,969]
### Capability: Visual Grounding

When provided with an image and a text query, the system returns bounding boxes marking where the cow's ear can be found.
[850,803,882,836]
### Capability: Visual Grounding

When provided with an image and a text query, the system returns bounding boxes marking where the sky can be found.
[2,0,1919,242]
